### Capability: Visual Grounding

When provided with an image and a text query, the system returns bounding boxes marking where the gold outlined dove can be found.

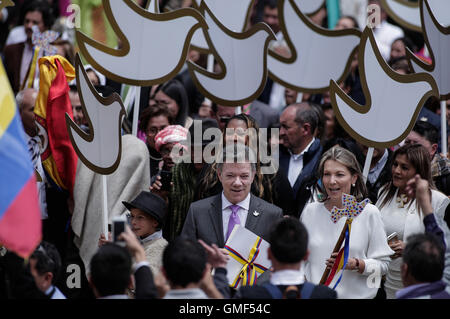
[187,2,276,106]
[268,0,361,93]
[65,54,126,175]
[76,0,207,86]
[293,0,325,15]
[407,0,450,99]
[190,0,255,52]
[381,0,450,32]
[0,0,13,11]
[330,27,438,148]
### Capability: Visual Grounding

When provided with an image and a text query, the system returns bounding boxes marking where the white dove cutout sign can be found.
[293,0,325,16]
[190,0,255,53]
[380,0,422,32]
[0,0,13,11]
[66,54,126,237]
[407,0,450,100]
[330,27,439,149]
[187,2,276,106]
[76,0,206,86]
[268,0,361,93]
[66,54,126,175]
[381,0,450,32]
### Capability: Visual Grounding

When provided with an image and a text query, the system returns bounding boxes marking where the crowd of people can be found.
[1,0,450,300]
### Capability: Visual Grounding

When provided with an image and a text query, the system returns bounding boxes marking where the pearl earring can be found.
[352,183,355,187]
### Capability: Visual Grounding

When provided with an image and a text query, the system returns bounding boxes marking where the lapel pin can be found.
[253,210,260,217]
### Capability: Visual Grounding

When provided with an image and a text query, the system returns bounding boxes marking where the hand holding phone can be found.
[159,170,172,192]
[112,215,127,246]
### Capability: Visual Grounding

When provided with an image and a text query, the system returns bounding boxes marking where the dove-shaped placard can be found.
[190,0,255,53]
[76,0,206,86]
[65,54,126,175]
[145,0,159,13]
[381,0,450,32]
[0,0,13,11]
[407,0,450,100]
[380,0,422,32]
[293,0,325,15]
[187,2,276,106]
[330,27,439,148]
[268,0,361,93]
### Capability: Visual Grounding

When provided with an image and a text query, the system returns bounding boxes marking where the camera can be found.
[112,215,127,246]
[159,170,172,192]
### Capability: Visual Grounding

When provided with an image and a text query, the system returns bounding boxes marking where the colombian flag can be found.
[0,60,42,258]
[35,56,77,196]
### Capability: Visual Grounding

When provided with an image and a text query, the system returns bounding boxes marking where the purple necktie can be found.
[226,204,241,241]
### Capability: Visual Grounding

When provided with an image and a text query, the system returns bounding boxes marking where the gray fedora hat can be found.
[122,191,166,227]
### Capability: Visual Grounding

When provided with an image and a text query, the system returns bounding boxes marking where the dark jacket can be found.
[366,149,393,204]
[3,42,25,94]
[234,282,337,299]
[279,140,323,218]
[397,281,450,299]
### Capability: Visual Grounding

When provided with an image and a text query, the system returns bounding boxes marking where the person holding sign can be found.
[376,144,448,299]
[181,144,283,247]
[300,146,393,299]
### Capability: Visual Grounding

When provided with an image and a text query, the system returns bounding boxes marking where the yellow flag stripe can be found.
[0,61,16,139]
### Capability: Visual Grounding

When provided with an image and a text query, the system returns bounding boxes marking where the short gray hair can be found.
[291,102,319,135]
[216,144,257,173]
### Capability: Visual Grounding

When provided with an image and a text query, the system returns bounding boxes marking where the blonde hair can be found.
[317,146,368,202]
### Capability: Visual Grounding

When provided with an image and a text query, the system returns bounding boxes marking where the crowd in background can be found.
[1,0,450,300]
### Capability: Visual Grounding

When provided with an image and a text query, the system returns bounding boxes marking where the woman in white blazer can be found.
[376,144,448,299]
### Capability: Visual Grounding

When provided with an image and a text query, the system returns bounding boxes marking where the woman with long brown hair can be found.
[376,143,448,299]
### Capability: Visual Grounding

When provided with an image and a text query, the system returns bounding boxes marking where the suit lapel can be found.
[210,195,225,247]
[245,195,261,234]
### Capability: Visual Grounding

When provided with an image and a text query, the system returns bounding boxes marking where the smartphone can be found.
[387,232,398,243]
[159,170,172,192]
[112,215,126,246]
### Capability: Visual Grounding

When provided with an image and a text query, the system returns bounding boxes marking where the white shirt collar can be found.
[290,138,315,160]
[270,269,305,286]
[140,230,163,244]
[221,192,251,211]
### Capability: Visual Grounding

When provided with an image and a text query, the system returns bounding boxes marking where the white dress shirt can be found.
[287,138,315,187]
[221,192,251,241]
[367,149,389,185]
[270,269,305,286]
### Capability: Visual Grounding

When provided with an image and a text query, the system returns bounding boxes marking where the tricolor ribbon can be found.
[224,237,268,288]
[324,218,352,289]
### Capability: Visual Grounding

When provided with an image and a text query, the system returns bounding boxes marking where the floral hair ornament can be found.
[330,193,371,224]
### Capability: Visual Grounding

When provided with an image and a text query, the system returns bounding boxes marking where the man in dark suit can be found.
[397,233,450,299]
[279,102,323,218]
[3,1,54,93]
[207,217,336,299]
[181,144,283,247]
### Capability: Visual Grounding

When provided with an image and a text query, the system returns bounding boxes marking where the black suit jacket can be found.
[234,282,337,299]
[181,194,283,247]
[279,140,323,218]
[134,265,158,299]
[3,42,25,94]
